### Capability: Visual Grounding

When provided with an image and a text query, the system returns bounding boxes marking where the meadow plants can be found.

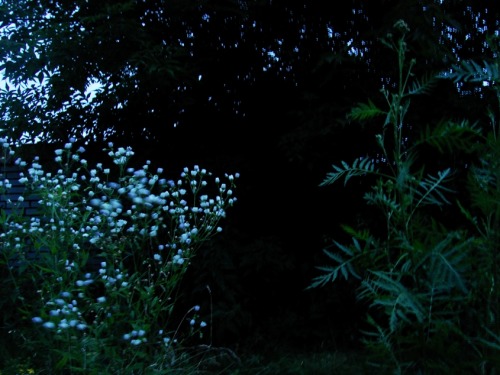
[0,139,238,373]
[310,21,499,373]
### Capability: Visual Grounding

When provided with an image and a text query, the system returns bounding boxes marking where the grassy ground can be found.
[0,339,372,374]
[1,351,370,375]
[233,350,370,375]
[178,346,372,375]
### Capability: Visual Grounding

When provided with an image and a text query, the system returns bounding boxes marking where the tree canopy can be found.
[1,0,497,146]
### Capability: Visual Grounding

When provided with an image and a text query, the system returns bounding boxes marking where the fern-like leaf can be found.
[320,157,377,187]
[417,119,481,154]
[340,224,373,243]
[347,99,386,121]
[471,165,496,192]
[361,271,425,333]
[413,169,454,209]
[364,181,400,212]
[446,59,500,84]
[406,73,436,96]
[307,239,362,289]
[417,232,471,294]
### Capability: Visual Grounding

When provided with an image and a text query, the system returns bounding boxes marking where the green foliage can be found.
[348,99,386,122]
[447,59,500,85]
[0,0,482,149]
[407,73,437,96]
[417,119,481,154]
[320,157,378,187]
[309,239,363,288]
[311,21,499,373]
[413,168,453,207]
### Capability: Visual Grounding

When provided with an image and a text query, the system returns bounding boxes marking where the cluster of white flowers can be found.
[123,328,147,346]
[32,292,87,333]
[0,138,238,350]
[2,139,238,268]
[31,261,132,332]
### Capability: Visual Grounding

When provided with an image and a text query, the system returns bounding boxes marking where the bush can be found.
[0,139,238,373]
[310,21,499,374]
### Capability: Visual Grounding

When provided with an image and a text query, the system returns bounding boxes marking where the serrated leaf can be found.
[307,241,363,288]
[320,157,378,187]
[341,224,372,242]
[406,73,436,96]
[418,119,480,154]
[333,240,354,257]
[322,249,346,263]
[413,169,454,209]
[445,59,500,84]
[347,99,386,122]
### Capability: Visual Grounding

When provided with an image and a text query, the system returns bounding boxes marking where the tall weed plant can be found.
[310,21,499,374]
[0,139,238,374]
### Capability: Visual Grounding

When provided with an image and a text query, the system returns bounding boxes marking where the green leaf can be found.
[341,224,373,243]
[406,73,436,96]
[320,157,377,187]
[410,169,454,219]
[364,180,400,211]
[417,119,481,154]
[307,239,363,288]
[417,232,471,294]
[447,59,500,84]
[362,271,425,333]
[347,99,386,122]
